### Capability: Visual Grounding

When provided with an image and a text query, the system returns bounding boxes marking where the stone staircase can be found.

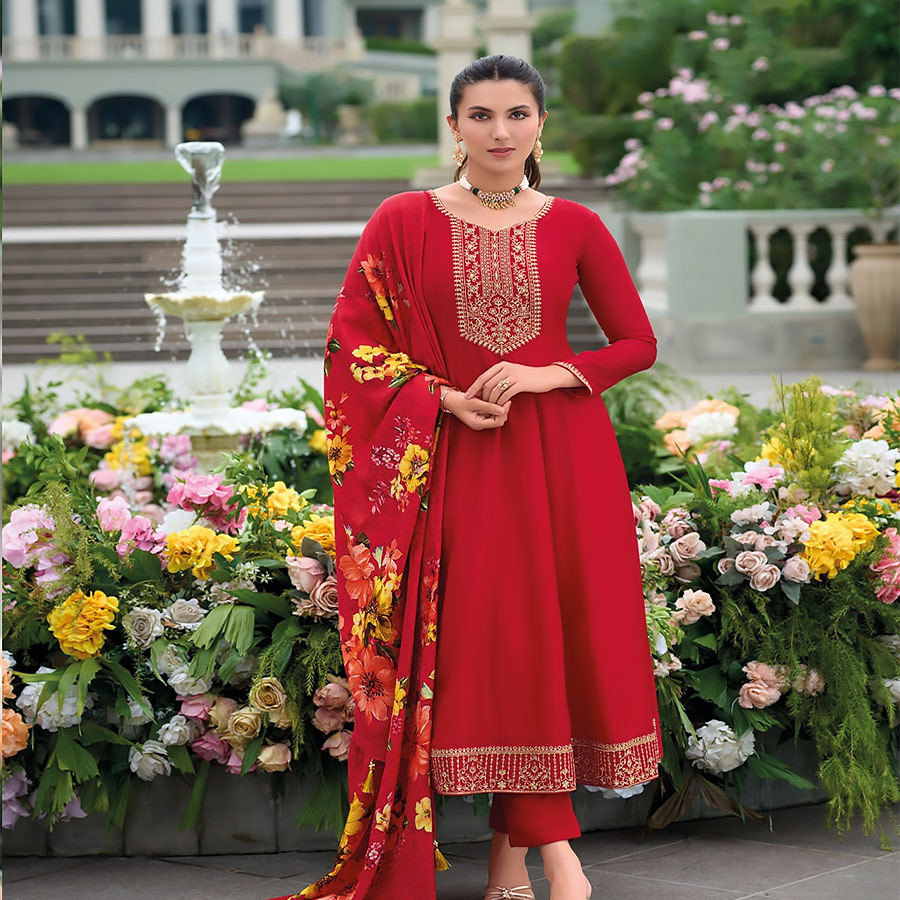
[3,180,609,365]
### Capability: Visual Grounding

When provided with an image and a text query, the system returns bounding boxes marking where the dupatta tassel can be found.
[433,839,452,871]
[362,758,376,795]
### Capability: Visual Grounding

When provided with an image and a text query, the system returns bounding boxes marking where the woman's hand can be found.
[465,363,581,406]
[442,389,511,431]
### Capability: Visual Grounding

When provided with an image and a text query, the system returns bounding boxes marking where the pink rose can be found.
[321,730,351,762]
[638,498,661,522]
[225,748,256,775]
[313,681,350,709]
[304,403,325,427]
[738,679,782,709]
[647,548,675,576]
[709,479,736,496]
[286,555,326,593]
[672,589,715,625]
[782,556,811,583]
[89,466,122,492]
[97,496,132,533]
[716,557,735,574]
[190,730,231,764]
[179,693,215,721]
[83,423,116,450]
[792,666,825,696]
[754,534,779,551]
[742,661,789,691]
[666,521,694,540]
[784,504,822,525]
[735,550,767,575]
[312,706,344,734]
[750,564,781,591]
[47,409,84,439]
[733,531,759,546]
[342,695,355,723]
[669,532,706,563]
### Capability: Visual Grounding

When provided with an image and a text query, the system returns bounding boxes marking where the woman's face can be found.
[448,79,546,176]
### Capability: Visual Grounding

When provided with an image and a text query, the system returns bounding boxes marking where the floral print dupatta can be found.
[274,193,455,900]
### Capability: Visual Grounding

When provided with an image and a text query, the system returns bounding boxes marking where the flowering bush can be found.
[640,377,900,842]
[604,13,900,213]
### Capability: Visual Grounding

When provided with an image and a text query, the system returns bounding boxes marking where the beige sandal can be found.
[483,887,535,900]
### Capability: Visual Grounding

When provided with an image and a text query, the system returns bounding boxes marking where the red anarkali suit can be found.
[272,189,662,900]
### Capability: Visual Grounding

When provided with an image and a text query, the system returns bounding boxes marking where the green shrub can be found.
[368,98,438,144]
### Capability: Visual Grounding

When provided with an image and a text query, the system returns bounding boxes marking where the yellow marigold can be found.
[308,429,328,455]
[47,589,119,659]
[398,443,429,492]
[165,525,239,579]
[801,512,878,580]
[291,513,335,555]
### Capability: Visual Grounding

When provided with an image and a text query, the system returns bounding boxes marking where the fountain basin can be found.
[146,289,263,321]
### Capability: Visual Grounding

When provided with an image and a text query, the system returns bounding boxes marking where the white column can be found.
[11,0,39,59]
[143,0,172,57]
[165,104,183,147]
[76,0,106,59]
[275,0,303,41]
[483,0,536,61]
[209,0,238,57]
[432,1,480,168]
[71,106,89,150]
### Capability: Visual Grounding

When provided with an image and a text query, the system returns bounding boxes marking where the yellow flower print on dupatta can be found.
[414,796,433,833]
[398,443,430,492]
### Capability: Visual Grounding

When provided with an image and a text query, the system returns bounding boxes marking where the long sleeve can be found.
[551,210,657,396]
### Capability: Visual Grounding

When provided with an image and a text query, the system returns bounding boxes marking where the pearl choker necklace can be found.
[459,173,530,210]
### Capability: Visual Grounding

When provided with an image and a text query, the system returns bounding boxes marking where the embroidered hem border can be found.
[430,726,661,794]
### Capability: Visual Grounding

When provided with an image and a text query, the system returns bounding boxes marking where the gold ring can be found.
[497,379,510,391]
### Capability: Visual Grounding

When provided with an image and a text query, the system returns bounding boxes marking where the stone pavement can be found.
[4,801,898,900]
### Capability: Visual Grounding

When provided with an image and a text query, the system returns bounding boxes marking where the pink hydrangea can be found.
[97,496,132,533]
[739,461,785,491]
[89,464,122,492]
[784,504,822,525]
[116,516,165,558]
[2,505,57,569]
[167,473,246,534]
[871,527,900,604]
[157,435,197,471]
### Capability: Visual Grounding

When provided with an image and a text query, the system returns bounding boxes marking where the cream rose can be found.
[223,706,263,749]
[128,740,171,781]
[749,564,781,591]
[716,556,735,575]
[208,696,239,731]
[322,729,351,761]
[312,706,344,734]
[250,677,287,713]
[313,681,350,709]
[310,576,339,618]
[674,561,701,583]
[647,549,675,576]
[256,742,292,772]
[163,598,206,631]
[734,550,767,576]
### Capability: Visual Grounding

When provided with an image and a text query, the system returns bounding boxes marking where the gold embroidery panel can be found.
[430,724,662,794]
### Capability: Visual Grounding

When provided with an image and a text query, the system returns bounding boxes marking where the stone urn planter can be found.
[336,103,364,146]
[848,242,900,371]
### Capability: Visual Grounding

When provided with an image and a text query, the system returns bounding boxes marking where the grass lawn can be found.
[4,152,579,184]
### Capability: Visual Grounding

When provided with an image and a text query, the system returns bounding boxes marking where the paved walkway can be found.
[4,802,898,900]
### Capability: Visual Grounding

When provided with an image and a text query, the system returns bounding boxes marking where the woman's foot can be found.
[539,840,591,900]
[484,830,533,900]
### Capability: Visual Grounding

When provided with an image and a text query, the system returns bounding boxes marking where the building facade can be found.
[2,0,613,149]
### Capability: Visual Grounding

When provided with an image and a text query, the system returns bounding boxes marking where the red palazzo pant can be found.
[488,792,581,847]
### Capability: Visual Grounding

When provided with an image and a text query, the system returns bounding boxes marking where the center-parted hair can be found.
[449,54,546,189]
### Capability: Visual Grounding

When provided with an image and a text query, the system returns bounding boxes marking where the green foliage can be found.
[363,36,435,55]
[279,72,374,140]
[368,98,438,144]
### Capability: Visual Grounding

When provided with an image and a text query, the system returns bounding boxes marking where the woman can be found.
[271,55,662,900]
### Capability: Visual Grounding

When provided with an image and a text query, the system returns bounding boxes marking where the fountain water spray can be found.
[127,142,306,470]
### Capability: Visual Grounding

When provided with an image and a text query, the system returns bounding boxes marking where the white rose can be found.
[163,598,206,631]
[685,411,737,442]
[157,509,199,535]
[17,667,94,732]
[128,740,172,781]
[595,781,649,799]
[685,719,755,774]
[123,697,154,726]
[123,607,164,649]
[2,420,34,455]
[152,642,186,677]
[167,665,212,696]
[158,714,200,746]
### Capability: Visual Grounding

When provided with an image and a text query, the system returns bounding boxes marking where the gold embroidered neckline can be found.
[427,189,555,234]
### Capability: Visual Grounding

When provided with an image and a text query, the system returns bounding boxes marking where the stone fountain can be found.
[126,142,306,469]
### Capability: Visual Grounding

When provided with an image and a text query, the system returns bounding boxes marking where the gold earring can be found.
[453,133,465,167]
[532,133,543,163]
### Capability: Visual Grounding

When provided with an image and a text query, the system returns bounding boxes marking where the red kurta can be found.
[421,189,664,794]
